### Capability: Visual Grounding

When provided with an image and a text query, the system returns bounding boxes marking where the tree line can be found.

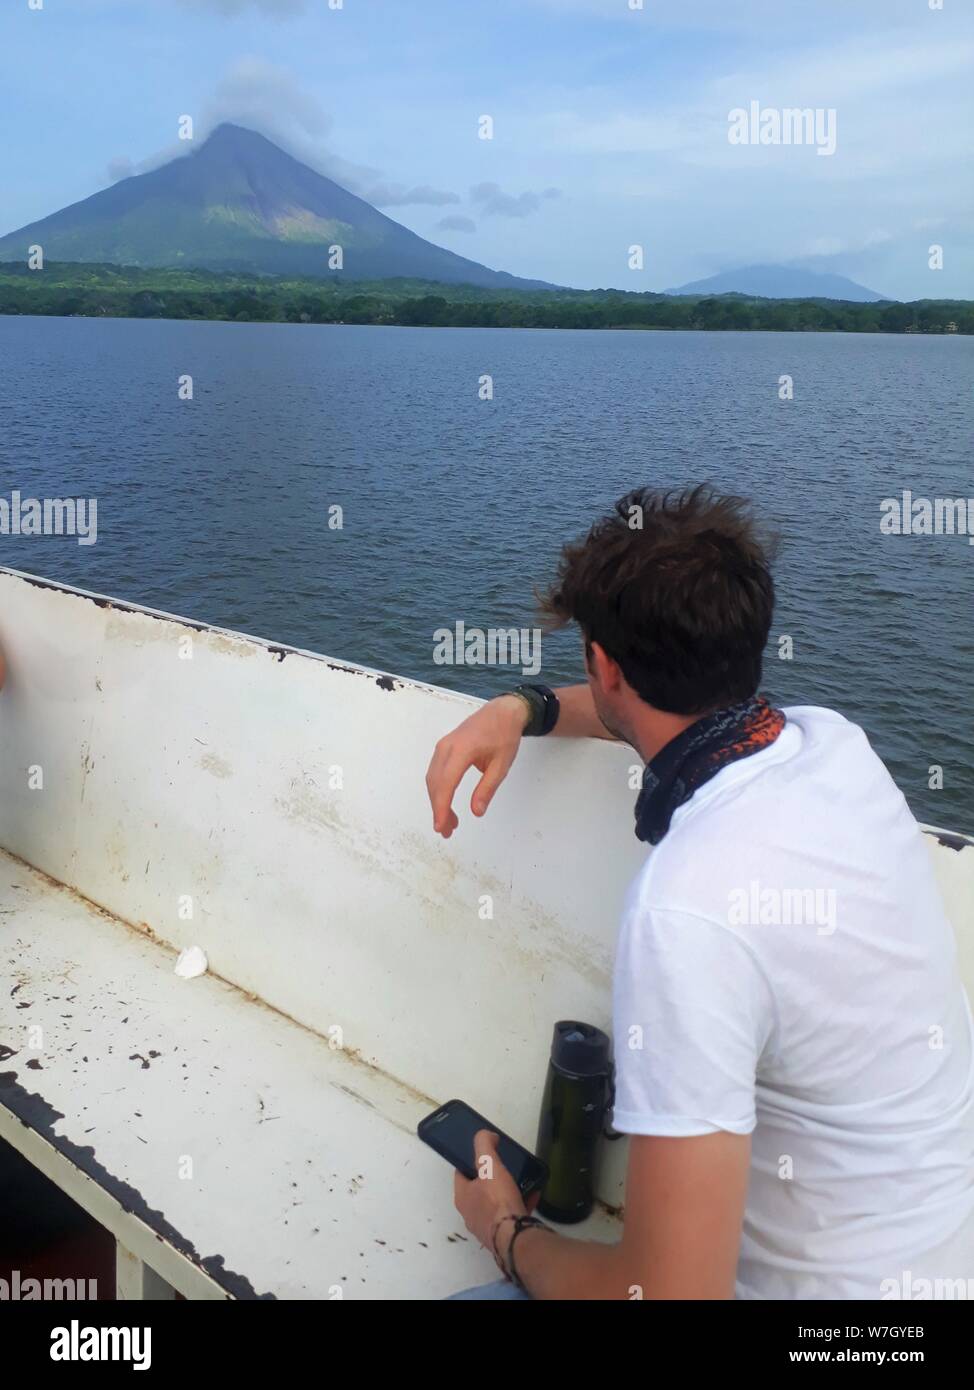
[0,262,970,335]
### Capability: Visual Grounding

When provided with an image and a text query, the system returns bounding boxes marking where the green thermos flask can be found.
[535,1020,614,1224]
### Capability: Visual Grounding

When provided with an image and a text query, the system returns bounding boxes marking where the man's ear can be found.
[589,641,623,692]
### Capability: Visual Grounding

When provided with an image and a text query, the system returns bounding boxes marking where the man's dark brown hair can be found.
[540,485,777,716]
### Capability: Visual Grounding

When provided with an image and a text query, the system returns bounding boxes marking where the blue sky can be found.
[1,0,971,298]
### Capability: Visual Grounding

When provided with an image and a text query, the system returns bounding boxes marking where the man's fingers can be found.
[473,1129,500,1168]
[426,745,471,836]
[471,752,512,818]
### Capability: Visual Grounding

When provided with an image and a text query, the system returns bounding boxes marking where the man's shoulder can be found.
[780,703,855,734]
[631,704,904,918]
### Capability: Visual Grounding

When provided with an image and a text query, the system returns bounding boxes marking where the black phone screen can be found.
[418,1099,548,1197]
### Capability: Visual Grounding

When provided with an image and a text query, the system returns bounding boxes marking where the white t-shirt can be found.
[612,705,974,1300]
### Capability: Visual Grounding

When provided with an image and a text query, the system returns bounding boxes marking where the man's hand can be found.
[425,695,530,839]
[453,1129,532,1264]
[451,1128,748,1298]
[425,684,620,839]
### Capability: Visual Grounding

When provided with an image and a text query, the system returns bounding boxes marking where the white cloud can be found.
[104,59,468,219]
[535,109,719,157]
[104,143,186,185]
[106,156,136,183]
[197,58,381,190]
[711,36,974,104]
[524,29,974,185]
[367,184,460,208]
[180,0,306,16]
[520,0,953,36]
[798,231,893,260]
[496,17,971,294]
[202,57,331,142]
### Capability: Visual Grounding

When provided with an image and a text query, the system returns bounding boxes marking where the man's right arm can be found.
[425,684,618,839]
[546,684,620,741]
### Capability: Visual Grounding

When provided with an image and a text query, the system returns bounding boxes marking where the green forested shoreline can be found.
[1,262,970,334]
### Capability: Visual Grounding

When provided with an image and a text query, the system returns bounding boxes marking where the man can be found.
[425,486,974,1300]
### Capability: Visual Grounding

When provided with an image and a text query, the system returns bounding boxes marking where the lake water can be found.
[0,316,971,830]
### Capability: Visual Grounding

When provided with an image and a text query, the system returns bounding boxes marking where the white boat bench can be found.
[0,569,632,1298]
[1,570,970,1298]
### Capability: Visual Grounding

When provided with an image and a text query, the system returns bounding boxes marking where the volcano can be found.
[0,124,551,288]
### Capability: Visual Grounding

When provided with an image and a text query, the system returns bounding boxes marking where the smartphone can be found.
[417,1098,549,1198]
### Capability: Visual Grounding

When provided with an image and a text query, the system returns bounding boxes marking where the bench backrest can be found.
[0,569,646,1203]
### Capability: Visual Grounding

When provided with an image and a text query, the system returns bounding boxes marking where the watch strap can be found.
[510,683,560,736]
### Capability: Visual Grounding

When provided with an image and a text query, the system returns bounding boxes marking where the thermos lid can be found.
[550,1020,611,1077]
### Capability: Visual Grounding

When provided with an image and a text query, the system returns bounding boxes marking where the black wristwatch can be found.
[509,683,560,737]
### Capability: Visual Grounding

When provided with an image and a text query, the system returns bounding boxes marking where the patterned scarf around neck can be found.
[634,695,785,846]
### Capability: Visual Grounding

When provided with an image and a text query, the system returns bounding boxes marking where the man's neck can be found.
[630,708,701,764]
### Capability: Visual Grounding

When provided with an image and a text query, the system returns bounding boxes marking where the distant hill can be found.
[667,264,888,302]
[0,124,552,289]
